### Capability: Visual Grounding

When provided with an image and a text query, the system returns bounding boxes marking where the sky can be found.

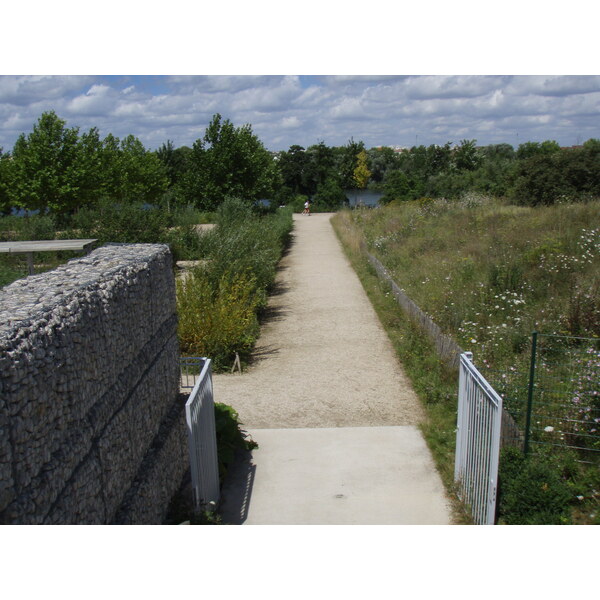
[1,74,599,153]
[2,1,599,157]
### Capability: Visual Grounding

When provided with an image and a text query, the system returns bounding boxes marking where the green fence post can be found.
[524,331,538,456]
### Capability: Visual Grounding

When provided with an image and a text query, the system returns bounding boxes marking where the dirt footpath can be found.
[212,213,425,429]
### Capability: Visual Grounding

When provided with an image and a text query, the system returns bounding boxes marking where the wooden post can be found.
[26,252,35,275]
[231,352,242,374]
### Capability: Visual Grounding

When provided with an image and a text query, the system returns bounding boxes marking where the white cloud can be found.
[0,74,599,151]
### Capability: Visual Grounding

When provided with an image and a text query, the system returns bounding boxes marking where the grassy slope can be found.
[351,197,599,371]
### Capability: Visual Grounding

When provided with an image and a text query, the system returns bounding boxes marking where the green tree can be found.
[511,153,568,205]
[183,114,279,210]
[312,179,346,210]
[427,142,453,174]
[9,111,82,215]
[453,139,482,171]
[367,147,399,183]
[516,140,561,160]
[72,127,105,208]
[381,170,413,203]
[0,147,11,214]
[278,144,309,194]
[304,142,336,194]
[336,138,366,189]
[118,134,168,203]
[353,150,372,189]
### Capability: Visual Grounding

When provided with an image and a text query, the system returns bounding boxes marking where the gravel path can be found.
[212,213,425,429]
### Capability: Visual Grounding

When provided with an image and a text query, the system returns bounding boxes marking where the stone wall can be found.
[0,244,188,524]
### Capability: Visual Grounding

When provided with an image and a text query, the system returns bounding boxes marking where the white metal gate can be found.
[454,352,503,525]
[185,358,220,512]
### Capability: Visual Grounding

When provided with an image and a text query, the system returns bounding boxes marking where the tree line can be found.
[1,110,599,219]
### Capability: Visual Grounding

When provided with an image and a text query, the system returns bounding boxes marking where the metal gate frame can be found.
[454,352,503,525]
[185,358,220,512]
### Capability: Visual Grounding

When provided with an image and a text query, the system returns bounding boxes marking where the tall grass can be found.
[176,198,293,369]
[353,195,600,373]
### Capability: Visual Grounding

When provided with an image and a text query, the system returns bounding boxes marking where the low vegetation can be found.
[349,195,599,372]
[333,195,600,524]
[176,198,293,370]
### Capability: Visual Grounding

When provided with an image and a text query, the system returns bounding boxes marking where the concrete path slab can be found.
[219,427,452,525]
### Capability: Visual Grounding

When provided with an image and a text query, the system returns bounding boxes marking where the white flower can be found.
[577,496,584,501]
[544,426,554,433]
[471,339,477,344]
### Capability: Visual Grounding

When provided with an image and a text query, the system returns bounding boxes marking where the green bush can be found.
[0,214,57,241]
[176,270,261,369]
[68,198,172,244]
[175,197,293,370]
[497,447,574,524]
[171,205,216,227]
[312,179,346,211]
[204,198,292,299]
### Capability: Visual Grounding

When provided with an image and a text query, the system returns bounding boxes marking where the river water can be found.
[344,189,383,208]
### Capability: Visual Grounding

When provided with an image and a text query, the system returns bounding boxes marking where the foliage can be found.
[170,205,216,227]
[353,150,372,189]
[3,112,168,219]
[67,198,171,244]
[0,148,12,215]
[511,141,600,205]
[176,198,293,369]
[176,270,261,369]
[8,111,82,216]
[453,139,482,171]
[381,170,414,203]
[367,146,400,183]
[497,447,575,524]
[312,179,346,211]
[180,114,280,210]
[203,198,293,297]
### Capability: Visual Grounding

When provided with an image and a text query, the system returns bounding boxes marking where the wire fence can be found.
[488,333,600,463]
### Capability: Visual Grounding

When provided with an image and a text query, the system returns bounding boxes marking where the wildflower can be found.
[544,426,554,433]
[577,496,584,501]
[471,339,477,344]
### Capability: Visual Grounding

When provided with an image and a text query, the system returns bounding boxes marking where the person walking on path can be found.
[303,199,311,216]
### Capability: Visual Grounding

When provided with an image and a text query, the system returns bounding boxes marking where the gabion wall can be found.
[0,244,188,524]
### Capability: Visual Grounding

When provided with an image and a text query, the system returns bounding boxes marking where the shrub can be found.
[176,197,292,370]
[171,204,216,227]
[176,269,260,369]
[497,447,574,524]
[69,198,171,244]
[312,179,346,211]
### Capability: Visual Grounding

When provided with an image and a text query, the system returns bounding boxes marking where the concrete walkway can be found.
[214,213,453,525]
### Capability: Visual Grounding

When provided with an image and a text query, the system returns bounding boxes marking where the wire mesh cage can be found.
[488,333,599,463]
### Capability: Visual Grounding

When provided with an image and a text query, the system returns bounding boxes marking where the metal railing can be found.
[184,358,220,512]
[180,356,205,389]
[454,352,503,525]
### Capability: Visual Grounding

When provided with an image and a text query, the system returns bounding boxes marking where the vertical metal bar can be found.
[185,358,220,513]
[487,392,503,525]
[454,354,470,484]
[524,332,538,456]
